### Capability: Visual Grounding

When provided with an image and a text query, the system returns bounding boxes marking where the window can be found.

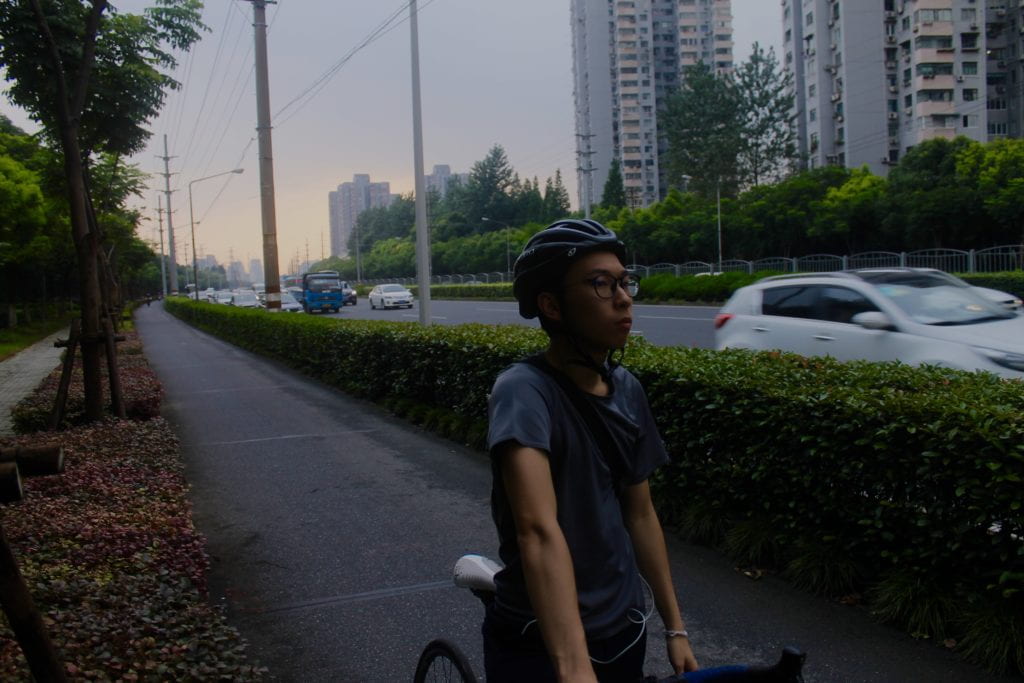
[915,36,954,50]
[962,62,978,75]
[963,114,978,128]
[917,89,954,102]
[961,34,978,50]
[963,88,978,101]
[961,8,977,22]
[806,11,813,26]
[762,286,818,319]
[810,108,817,122]
[818,288,879,324]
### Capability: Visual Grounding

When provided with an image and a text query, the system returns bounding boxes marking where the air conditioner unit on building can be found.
[830,42,838,51]
[885,10,897,20]
[888,112,899,119]
[828,19,835,27]
[996,8,1006,16]
[889,137,900,146]
[970,22,978,29]
[825,64,837,73]
[998,60,1007,68]
[905,107,913,115]
[889,85,898,92]
[913,24,919,32]
[956,75,964,82]
[831,92,841,101]
[886,35,897,43]
[885,60,897,69]
[826,155,839,163]
[835,115,844,122]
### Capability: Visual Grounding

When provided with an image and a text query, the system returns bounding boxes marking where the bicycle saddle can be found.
[453,554,502,592]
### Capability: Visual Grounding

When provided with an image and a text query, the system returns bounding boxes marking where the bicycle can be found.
[414,555,807,683]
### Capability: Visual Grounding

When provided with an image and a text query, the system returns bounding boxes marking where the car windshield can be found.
[307,278,340,292]
[859,272,1014,325]
[280,293,298,304]
[382,284,406,292]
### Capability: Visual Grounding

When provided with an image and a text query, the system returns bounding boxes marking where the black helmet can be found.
[513,219,626,319]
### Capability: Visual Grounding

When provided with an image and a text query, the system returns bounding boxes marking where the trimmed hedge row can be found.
[396,270,1023,305]
[165,298,1024,673]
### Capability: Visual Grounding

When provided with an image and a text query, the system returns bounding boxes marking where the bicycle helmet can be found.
[513,219,626,319]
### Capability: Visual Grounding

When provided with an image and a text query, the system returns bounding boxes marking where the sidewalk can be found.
[0,328,67,437]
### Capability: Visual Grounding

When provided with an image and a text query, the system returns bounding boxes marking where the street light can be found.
[189,168,244,300]
[481,217,511,276]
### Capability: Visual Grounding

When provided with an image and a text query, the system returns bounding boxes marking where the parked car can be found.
[277,291,304,312]
[368,283,414,309]
[341,281,357,306]
[229,291,260,308]
[214,290,233,305]
[714,268,1024,379]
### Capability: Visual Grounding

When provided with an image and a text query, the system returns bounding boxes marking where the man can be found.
[485,219,699,682]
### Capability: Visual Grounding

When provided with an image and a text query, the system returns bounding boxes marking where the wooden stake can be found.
[49,319,80,430]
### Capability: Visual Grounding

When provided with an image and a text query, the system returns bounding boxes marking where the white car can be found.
[368,284,414,310]
[714,268,1024,379]
[972,286,1023,313]
[276,291,304,312]
[229,291,260,308]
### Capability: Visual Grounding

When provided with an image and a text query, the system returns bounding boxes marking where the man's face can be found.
[549,250,634,352]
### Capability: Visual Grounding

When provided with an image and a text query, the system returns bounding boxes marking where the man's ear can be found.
[536,291,562,322]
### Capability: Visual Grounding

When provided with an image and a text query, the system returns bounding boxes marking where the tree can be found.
[601,158,627,210]
[542,169,571,219]
[883,137,983,249]
[0,0,205,421]
[955,138,1024,245]
[463,144,515,230]
[662,61,743,198]
[734,43,796,188]
[813,166,888,252]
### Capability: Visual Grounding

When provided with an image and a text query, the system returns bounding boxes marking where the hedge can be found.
[164,298,1024,674]
[404,268,1023,305]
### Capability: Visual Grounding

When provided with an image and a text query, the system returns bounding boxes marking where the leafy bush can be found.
[0,418,265,680]
[164,298,1024,674]
[958,271,1024,298]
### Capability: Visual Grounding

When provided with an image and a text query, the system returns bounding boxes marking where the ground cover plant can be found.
[10,331,162,434]
[0,329,264,680]
[166,297,1024,675]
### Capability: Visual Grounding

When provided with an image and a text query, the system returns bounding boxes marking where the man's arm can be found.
[622,480,699,674]
[498,441,597,683]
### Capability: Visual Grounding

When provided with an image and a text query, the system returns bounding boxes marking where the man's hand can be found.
[667,636,698,675]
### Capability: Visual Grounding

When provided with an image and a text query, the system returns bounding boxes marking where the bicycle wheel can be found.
[413,638,477,683]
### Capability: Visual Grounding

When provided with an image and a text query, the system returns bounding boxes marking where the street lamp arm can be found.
[189,168,244,300]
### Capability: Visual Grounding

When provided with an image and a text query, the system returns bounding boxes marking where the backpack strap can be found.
[521,354,627,494]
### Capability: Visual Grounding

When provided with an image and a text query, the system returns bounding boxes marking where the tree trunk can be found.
[59,129,104,422]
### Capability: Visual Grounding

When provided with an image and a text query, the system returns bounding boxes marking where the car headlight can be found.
[973,346,1024,372]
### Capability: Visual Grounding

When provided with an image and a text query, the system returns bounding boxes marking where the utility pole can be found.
[156,195,167,297]
[409,0,431,325]
[158,135,178,293]
[575,133,596,218]
[244,0,282,310]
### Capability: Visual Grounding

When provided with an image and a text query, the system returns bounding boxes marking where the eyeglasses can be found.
[583,274,640,300]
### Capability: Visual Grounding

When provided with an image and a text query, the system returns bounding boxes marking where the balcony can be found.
[916,100,957,117]
[915,74,956,89]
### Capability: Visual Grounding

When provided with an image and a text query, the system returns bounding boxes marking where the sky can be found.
[1,0,782,275]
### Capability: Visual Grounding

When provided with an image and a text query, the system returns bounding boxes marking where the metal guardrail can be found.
[356,244,1023,286]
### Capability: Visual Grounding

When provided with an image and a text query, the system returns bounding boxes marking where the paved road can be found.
[134,304,1012,682]
[324,298,719,349]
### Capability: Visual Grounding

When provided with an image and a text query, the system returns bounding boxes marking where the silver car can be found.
[715,268,1024,378]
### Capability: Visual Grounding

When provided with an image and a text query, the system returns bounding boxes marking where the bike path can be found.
[134,304,1013,682]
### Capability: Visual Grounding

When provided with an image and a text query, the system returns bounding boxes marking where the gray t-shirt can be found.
[487,358,669,639]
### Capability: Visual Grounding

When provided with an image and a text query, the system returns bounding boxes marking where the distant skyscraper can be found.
[327,174,395,257]
[571,0,734,209]
[425,164,469,198]
[783,0,1000,175]
[249,258,262,283]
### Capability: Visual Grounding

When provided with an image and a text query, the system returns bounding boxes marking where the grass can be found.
[0,318,70,362]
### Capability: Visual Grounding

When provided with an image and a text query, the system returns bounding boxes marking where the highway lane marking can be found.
[260,580,453,614]
[198,430,377,447]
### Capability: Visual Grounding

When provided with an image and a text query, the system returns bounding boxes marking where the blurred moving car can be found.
[368,284,414,309]
[714,268,1024,379]
[972,286,1023,313]
[277,291,304,312]
[229,291,260,308]
[341,281,357,306]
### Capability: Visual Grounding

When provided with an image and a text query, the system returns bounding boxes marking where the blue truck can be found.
[301,270,345,313]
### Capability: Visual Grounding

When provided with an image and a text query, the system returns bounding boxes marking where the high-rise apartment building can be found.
[425,164,469,198]
[249,258,262,283]
[783,0,1012,176]
[572,0,734,209]
[327,174,395,258]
